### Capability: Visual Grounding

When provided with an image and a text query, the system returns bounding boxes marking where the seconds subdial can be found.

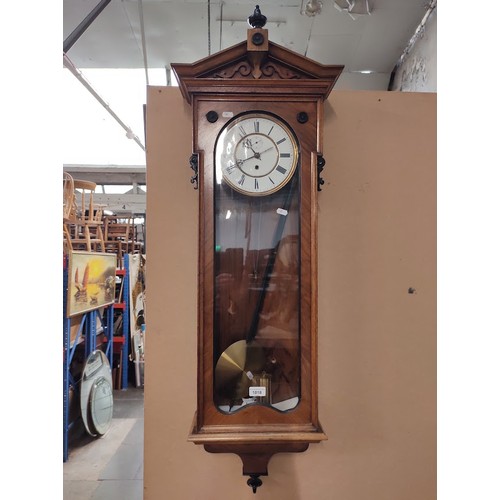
[235,134,278,177]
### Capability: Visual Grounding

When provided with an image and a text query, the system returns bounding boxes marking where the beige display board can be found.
[144,88,436,500]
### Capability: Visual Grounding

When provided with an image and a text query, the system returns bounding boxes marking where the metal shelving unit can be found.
[114,255,130,390]
[63,254,114,462]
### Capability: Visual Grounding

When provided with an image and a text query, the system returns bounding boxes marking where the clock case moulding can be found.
[171,8,343,493]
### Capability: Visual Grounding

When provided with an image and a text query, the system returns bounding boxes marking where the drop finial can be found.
[247,474,263,493]
[248,5,267,29]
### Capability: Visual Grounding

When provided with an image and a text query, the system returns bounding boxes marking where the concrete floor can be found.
[63,387,144,500]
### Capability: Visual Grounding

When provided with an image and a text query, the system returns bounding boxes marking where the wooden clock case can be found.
[172,11,343,491]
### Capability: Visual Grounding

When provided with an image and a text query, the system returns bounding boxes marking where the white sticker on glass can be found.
[249,386,266,397]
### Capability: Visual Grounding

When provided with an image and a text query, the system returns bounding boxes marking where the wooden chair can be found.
[63,172,76,253]
[130,221,145,254]
[64,177,105,252]
[103,215,133,268]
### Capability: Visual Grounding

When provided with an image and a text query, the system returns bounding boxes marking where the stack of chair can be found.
[103,214,134,268]
[63,173,105,253]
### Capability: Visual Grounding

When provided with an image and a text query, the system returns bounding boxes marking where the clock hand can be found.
[243,138,257,155]
[254,145,275,160]
[236,145,276,165]
[256,146,274,157]
[236,152,258,164]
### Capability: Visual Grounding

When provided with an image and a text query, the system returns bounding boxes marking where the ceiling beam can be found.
[63,0,112,53]
[93,193,146,215]
[64,165,146,185]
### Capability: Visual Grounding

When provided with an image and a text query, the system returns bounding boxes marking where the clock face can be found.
[215,113,299,196]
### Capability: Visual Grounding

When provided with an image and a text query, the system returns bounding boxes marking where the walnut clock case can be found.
[171,6,343,493]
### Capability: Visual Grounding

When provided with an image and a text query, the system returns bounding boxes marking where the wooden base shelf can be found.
[188,413,327,491]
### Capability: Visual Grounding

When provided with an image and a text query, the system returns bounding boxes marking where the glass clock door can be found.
[213,167,301,414]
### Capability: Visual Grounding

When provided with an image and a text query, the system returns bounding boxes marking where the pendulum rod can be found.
[246,171,299,343]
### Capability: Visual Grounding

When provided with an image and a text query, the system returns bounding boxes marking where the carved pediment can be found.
[172,30,344,103]
[203,57,310,81]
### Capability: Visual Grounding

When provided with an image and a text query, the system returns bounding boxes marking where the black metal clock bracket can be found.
[317,153,326,191]
[189,153,199,189]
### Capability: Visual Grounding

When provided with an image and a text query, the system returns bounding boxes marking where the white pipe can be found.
[394,0,436,67]
[138,0,150,86]
[219,1,224,52]
[63,53,146,151]
[208,0,211,55]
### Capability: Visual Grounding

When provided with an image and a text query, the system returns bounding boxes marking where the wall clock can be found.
[172,5,343,493]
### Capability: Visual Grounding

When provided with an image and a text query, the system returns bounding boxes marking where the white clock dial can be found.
[216,113,299,196]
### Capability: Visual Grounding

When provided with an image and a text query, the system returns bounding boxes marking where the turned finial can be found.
[248,5,267,29]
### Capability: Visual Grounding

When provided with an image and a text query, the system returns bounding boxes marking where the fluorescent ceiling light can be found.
[302,0,323,17]
[334,0,371,19]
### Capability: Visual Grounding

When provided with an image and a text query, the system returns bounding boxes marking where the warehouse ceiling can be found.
[64,0,430,89]
[62,0,433,213]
